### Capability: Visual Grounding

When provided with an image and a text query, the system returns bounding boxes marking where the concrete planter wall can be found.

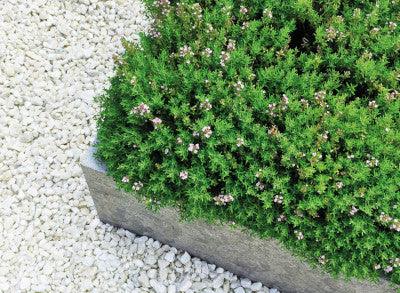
[81,147,397,293]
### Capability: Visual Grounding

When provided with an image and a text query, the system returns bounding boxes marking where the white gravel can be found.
[0,0,280,292]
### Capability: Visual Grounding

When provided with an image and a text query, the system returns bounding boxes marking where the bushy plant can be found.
[95,0,400,284]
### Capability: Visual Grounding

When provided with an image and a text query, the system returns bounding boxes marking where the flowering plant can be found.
[95,0,399,284]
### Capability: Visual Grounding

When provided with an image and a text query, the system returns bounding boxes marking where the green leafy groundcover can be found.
[95,0,400,284]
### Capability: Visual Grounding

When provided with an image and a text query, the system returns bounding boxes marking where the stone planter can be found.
[81,146,397,293]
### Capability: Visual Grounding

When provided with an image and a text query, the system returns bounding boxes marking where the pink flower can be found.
[179,45,194,58]
[151,117,162,128]
[188,143,200,154]
[179,171,188,180]
[268,103,276,116]
[227,39,236,51]
[384,266,393,273]
[239,6,248,14]
[202,126,212,138]
[130,103,150,116]
[349,206,358,216]
[213,194,234,206]
[220,51,230,67]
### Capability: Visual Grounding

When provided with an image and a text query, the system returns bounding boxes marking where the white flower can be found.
[388,21,397,31]
[263,8,273,19]
[200,99,212,110]
[277,214,286,222]
[239,6,248,14]
[294,230,304,240]
[133,181,143,191]
[256,181,265,191]
[236,137,244,147]
[336,181,344,189]
[203,48,213,57]
[121,176,129,183]
[273,195,283,204]
[318,255,327,265]
[368,100,378,109]
[234,80,244,92]
[349,206,358,216]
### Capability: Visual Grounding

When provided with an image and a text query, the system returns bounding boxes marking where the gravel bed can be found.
[0,0,280,292]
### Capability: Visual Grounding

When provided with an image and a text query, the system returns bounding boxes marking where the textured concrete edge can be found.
[81,146,398,293]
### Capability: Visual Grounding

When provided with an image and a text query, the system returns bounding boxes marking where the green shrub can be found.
[95,0,400,284]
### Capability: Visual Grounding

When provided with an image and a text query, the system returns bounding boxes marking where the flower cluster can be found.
[349,206,358,216]
[132,181,143,191]
[234,80,244,92]
[179,171,188,180]
[213,194,234,206]
[220,51,230,67]
[365,155,379,167]
[151,117,162,128]
[179,45,194,58]
[318,255,328,265]
[227,39,236,51]
[274,195,283,204]
[256,181,265,191]
[201,126,212,138]
[294,230,304,240]
[130,103,150,116]
[368,100,378,109]
[203,48,212,57]
[200,99,212,110]
[236,137,244,147]
[188,143,200,154]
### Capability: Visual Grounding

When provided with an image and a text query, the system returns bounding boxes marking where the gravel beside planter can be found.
[82,146,398,293]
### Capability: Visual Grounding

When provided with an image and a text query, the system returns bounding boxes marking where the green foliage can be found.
[95,0,400,284]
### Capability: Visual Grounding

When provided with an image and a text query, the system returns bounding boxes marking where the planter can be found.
[81,146,397,293]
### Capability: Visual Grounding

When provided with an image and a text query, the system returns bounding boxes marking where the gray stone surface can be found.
[81,147,398,293]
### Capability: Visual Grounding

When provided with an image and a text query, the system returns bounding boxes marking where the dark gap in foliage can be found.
[150,150,163,165]
[347,82,378,104]
[289,20,316,53]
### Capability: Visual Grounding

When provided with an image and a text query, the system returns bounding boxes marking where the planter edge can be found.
[81,146,397,293]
